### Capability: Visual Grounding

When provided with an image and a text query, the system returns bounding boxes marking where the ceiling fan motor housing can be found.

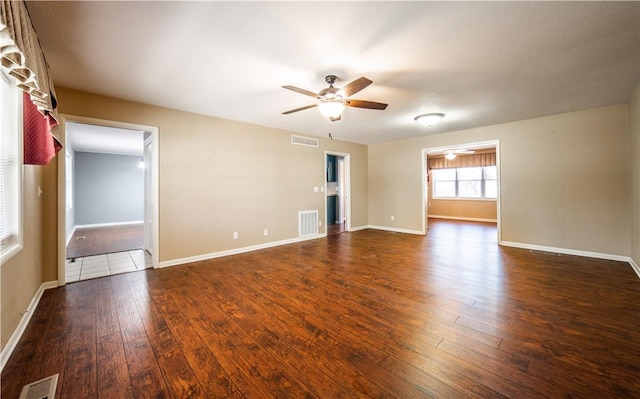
[319,75,342,102]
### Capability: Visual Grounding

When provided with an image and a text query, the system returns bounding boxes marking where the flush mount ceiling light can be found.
[445,151,456,160]
[415,113,445,127]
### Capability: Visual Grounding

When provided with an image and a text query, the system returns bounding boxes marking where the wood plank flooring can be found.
[3,219,640,398]
[67,224,144,259]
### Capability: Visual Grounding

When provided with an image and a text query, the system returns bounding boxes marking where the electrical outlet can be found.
[391,216,395,221]
[263,229,268,236]
[233,232,238,239]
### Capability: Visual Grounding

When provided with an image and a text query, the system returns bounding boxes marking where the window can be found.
[432,166,497,199]
[0,71,23,263]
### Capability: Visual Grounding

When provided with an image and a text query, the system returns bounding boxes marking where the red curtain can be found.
[23,91,61,165]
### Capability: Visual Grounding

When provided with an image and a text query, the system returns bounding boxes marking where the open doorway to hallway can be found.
[325,152,351,235]
[59,118,159,284]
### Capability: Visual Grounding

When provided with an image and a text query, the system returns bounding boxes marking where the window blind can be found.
[0,71,21,255]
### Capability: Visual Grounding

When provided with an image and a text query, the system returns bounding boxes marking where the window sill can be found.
[432,197,497,202]
[1,242,23,265]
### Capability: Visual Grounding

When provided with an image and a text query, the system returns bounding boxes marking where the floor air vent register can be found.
[19,374,58,399]
[299,210,319,237]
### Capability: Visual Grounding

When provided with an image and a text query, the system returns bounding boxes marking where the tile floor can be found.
[65,249,153,283]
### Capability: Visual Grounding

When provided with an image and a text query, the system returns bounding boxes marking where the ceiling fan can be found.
[443,149,475,160]
[281,75,388,122]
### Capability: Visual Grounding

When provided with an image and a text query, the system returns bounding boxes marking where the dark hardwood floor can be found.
[3,219,640,398]
[67,224,144,259]
[327,222,346,236]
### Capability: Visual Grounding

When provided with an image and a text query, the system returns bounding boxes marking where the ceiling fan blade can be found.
[282,85,319,98]
[329,115,341,122]
[282,104,317,114]
[345,99,388,110]
[337,77,372,98]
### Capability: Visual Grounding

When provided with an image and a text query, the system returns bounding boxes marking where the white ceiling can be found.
[66,122,144,156]
[26,1,640,145]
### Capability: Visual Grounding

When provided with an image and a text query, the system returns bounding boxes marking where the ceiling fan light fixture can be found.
[318,101,345,119]
[415,113,445,127]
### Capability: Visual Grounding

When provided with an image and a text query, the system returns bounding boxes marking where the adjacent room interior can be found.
[64,122,153,282]
[1,1,639,398]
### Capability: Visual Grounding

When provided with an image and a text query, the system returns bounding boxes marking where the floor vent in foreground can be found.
[299,210,319,237]
[19,374,58,399]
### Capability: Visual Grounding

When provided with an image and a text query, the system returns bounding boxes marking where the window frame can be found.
[0,70,24,264]
[432,166,497,200]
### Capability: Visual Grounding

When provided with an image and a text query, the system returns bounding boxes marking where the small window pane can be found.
[484,166,497,180]
[485,180,497,198]
[458,167,482,180]
[433,168,456,181]
[434,181,456,197]
[458,181,482,198]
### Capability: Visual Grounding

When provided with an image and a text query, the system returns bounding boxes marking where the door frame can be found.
[324,151,351,233]
[421,139,501,242]
[57,114,160,285]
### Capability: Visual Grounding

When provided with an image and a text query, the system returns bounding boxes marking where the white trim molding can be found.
[65,225,77,246]
[428,215,498,223]
[501,241,639,278]
[629,258,640,279]
[159,234,327,269]
[0,281,57,372]
[367,225,424,235]
[74,220,144,229]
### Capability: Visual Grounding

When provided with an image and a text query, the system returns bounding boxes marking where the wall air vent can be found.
[299,210,319,237]
[291,135,319,148]
[19,374,58,399]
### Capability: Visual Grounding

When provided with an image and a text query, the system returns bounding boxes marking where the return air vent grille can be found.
[19,374,58,399]
[291,135,319,147]
[299,210,319,237]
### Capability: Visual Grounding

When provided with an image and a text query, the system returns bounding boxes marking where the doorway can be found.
[57,116,159,285]
[325,152,350,235]
[422,140,501,242]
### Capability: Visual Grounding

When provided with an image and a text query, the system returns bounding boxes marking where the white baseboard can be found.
[65,225,77,246]
[0,280,58,372]
[75,220,143,229]
[349,225,369,232]
[500,241,638,278]
[367,225,425,235]
[428,215,498,223]
[159,234,327,269]
[629,258,640,279]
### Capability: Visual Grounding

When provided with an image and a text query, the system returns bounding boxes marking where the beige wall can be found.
[2,91,636,353]
[370,104,630,256]
[427,185,497,222]
[629,83,640,265]
[1,163,56,349]
[55,88,369,263]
